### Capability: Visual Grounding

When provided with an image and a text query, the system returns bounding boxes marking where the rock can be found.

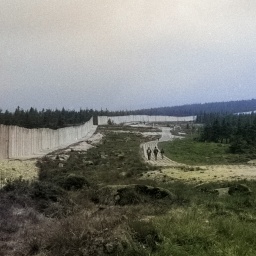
[119,172,127,177]
[104,242,116,254]
[134,184,174,199]
[83,160,94,166]
[58,163,64,168]
[212,188,230,196]
[60,155,70,161]
[56,154,69,161]
[117,153,125,160]
[248,160,256,165]
[228,184,252,195]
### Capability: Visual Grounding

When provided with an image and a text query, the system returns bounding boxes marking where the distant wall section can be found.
[98,115,196,125]
[0,118,94,159]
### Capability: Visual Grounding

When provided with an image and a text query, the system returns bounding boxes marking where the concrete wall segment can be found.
[0,117,94,159]
[98,115,196,125]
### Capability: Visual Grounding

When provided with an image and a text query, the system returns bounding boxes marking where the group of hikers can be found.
[146,146,164,161]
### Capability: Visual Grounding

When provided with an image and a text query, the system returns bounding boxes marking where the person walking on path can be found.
[146,147,152,160]
[153,146,159,160]
[160,148,164,159]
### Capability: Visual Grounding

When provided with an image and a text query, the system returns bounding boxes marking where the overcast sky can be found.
[1,0,256,111]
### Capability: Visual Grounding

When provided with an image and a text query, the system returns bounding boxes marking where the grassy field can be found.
[159,136,253,165]
[1,125,256,255]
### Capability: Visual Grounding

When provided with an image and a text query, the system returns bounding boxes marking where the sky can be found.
[1,0,256,112]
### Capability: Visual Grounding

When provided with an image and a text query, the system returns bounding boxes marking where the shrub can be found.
[56,174,89,190]
[30,181,63,202]
[129,220,161,251]
[3,177,30,193]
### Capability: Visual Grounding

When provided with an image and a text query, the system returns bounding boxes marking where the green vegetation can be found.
[198,112,256,155]
[159,136,253,165]
[2,125,256,255]
[152,201,256,256]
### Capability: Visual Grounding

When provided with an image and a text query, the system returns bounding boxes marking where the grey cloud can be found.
[1,0,256,111]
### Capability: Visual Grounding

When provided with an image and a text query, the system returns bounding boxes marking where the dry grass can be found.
[0,159,38,188]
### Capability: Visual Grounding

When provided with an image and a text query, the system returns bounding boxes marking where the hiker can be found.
[146,147,152,160]
[153,146,159,160]
[160,148,164,159]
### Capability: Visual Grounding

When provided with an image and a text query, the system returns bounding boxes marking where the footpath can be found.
[142,127,184,167]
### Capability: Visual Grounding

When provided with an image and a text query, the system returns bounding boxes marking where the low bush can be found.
[30,181,64,202]
[3,176,30,193]
[55,174,89,190]
[129,220,161,252]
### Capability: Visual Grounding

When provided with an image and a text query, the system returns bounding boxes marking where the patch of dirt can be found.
[64,132,103,152]
[141,164,256,183]
[0,159,38,186]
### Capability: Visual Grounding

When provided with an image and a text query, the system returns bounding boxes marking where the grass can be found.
[2,125,256,255]
[149,179,256,256]
[159,136,252,165]
[152,205,256,256]
[38,128,158,187]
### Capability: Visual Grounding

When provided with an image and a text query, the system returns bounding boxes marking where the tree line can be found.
[0,107,95,129]
[0,107,142,129]
[198,113,256,154]
[1,98,256,129]
[131,99,256,116]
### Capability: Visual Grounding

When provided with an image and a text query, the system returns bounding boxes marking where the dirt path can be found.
[142,127,256,182]
[142,126,184,166]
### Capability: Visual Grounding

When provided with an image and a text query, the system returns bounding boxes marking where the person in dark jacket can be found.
[146,147,152,160]
[153,146,159,160]
[160,148,164,159]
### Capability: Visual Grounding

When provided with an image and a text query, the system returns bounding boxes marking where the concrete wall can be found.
[0,125,8,159]
[98,115,196,125]
[0,118,94,159]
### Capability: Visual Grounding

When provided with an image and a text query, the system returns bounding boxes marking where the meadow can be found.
[159,135,253,165]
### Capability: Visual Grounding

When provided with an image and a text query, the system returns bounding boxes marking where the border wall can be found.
[98,115,196,125]
[0,118,94,159]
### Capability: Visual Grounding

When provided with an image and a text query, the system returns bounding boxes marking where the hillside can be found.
[129,98,256,116]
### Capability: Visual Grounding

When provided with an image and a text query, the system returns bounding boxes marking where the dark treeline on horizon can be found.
[0,107,135,129]
[131,99,256,116]
[0,107,94,129]
[0,99,256,129]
